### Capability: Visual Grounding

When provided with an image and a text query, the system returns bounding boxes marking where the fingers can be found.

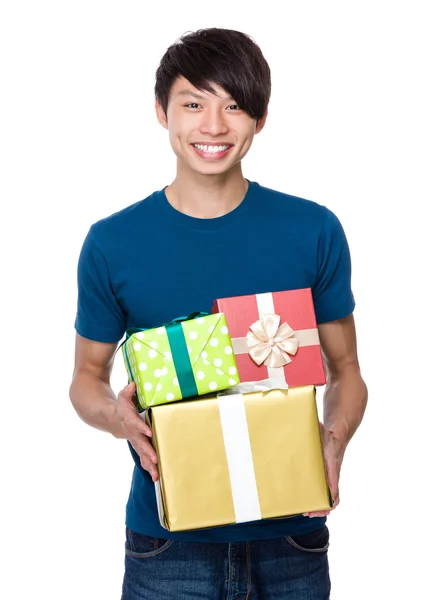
[120,381,136,401]
[303,490,340,518]
[135,436,158,464]
[134,415,153,440]
[117,384,153,439]
[129,435,159,482]
[118,382,142,415]
[140,455,159,482]
[139,451,159,482]
[332,491,340,509]
[117,383,159,481]
[122,411,153,440]
[129,434,159,482]
[117,382,139,414]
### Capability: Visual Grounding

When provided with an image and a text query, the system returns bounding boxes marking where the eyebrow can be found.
[174,89,234,101]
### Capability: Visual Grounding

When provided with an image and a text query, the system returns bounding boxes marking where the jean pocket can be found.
[125,527,174,558]
[285,525,330,553]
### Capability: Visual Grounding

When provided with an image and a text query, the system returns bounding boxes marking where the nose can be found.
[199,107,229,137]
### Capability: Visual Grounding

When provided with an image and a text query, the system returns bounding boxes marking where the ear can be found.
[255,107,268,134]
[155,99,168,130]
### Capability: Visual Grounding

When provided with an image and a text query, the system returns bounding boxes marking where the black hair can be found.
[155,28,271,121]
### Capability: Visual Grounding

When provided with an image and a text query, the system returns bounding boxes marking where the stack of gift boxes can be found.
[122,288,333,532]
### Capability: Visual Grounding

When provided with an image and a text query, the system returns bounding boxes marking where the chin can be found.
[191,164,233,177]
[189,155,239,175]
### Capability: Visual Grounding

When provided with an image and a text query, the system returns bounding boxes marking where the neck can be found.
[164,162,248,219]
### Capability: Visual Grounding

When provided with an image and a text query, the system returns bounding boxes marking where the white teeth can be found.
[194,144,230,153]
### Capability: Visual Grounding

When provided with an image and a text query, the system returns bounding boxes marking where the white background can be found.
[1,1,426,598]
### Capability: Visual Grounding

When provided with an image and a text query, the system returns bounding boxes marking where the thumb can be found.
[122,381,136,397]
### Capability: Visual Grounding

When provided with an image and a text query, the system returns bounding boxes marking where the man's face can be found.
[156,76,267,176]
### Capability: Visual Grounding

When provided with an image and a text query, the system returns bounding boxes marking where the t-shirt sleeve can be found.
[312,207,356,324]
[74,227,126,343]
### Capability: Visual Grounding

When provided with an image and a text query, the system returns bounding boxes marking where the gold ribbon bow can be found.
[246,314,299,368]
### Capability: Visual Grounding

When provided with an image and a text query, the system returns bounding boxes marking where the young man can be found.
[70,27,367,600]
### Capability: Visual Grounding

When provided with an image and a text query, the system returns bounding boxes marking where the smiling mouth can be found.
[190,143,233,158]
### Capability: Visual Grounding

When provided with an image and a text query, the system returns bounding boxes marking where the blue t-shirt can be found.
[75,179,355,542]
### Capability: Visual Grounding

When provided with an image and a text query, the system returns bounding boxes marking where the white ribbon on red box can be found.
[231,292,320,382]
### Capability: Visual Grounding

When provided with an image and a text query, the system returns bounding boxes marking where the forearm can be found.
[69,371,126,439]
[323,366,368,453]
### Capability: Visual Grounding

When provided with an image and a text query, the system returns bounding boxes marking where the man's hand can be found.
[303,423,345,518]
[116,382,159,482]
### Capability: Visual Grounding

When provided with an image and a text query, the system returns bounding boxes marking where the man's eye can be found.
[184,103,240,110]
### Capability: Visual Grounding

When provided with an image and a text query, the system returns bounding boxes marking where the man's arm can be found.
[69,333,159,480]
[319,313,368,449]
[304,313,368,516]
[69,334,124,438]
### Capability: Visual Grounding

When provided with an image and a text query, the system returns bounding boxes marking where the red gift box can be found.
[212,289,326,387]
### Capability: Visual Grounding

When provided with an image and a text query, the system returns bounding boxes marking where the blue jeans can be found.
[121,525,330,599]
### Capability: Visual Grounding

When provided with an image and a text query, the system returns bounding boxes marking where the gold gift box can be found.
[146,385,332,532]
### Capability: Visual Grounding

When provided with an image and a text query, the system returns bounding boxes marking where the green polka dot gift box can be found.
[122,312,240,410]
